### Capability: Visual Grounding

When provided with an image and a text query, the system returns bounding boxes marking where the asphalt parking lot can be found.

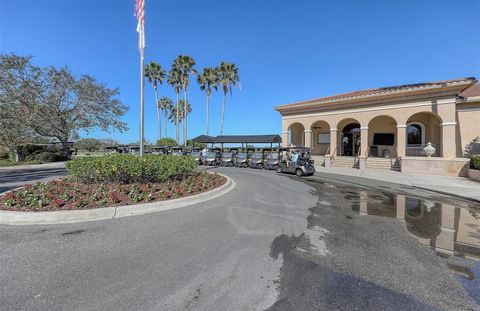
[0,165,479,310]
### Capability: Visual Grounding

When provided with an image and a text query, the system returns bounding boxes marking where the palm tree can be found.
[173,55,197,146]
[168,99,192,127]
[158,96,173,138]
[198,67,219,136]
[144,62,166,140]
[167,67,182,144]
[218,62,240,136]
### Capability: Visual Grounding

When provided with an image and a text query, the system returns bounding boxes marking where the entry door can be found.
[353,132,361,156]
[341,133,353,156]
[341,133,361,156]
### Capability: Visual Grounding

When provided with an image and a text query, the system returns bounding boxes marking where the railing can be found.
[406,143,442,157]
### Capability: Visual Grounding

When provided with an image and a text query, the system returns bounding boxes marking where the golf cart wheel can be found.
[258,163,264,169]
[228,162,234,167]
[276,167,282,174]
[273,164,279,171]
[295,169,304,176]
[242,162,248,168]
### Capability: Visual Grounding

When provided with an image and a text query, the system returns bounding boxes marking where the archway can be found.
[310,120,330,155]
[406,112,442,157]
[368,115,397,157]
[338,119,361,156]
[288,123,305,147]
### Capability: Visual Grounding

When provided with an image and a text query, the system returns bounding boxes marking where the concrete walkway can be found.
[315,165,480,202]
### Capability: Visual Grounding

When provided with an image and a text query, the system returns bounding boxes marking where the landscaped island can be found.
[0,154,226,212]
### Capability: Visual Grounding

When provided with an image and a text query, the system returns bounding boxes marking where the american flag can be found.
[135,0,145,50]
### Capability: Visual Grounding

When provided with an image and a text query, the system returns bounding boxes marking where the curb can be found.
[0,174,235,226]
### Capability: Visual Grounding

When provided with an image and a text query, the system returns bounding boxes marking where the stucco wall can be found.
[457,102,480,157]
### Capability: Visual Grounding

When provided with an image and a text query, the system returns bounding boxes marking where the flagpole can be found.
[139,37,145,156]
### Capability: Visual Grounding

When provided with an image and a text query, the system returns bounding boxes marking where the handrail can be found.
[364,145,370,157]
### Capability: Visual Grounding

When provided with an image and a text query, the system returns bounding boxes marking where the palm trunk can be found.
[206,93,210,136]
[154,87,161,140]
[183,89,187,147]
[175,92,179,144]
[164,110,168,139]
[220,93,227,136]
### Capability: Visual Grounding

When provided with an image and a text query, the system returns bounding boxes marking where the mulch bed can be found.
[0,172,226,212]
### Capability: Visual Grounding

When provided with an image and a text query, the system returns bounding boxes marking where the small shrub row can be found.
[472,155,480,170]
[0,172,225,211]
[66,154,198,184]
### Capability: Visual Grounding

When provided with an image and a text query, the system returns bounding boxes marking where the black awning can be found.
[191,135,216,143]
[214,135,282,144]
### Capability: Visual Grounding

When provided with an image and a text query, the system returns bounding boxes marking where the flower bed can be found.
[0,172,226,212]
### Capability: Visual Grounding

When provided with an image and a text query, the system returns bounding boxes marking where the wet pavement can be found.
[265,174,480,310]
[0,166,479,310]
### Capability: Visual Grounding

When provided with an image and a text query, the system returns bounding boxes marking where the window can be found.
[407,123,423,145]
[373,133,395,146]
[317,133,330,144]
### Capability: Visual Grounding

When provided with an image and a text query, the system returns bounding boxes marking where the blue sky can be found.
[1,0,479,144]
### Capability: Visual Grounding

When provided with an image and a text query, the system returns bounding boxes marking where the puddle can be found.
[311,178,480,305]
[269,176,480,308]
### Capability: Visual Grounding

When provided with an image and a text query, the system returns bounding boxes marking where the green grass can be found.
[0,159,44,167]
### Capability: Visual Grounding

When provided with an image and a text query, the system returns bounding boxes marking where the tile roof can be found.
[459,83,480,98]
[276,77,477,111]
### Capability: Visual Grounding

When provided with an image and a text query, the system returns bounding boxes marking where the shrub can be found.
[472,155,480,170]
[0,151,9,160]
[156,137,177,147]
[66,154,197,184]
[14,144,48,161]
[25,150,66,162]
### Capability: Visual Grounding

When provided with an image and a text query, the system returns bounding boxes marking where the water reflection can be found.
[353,190,480,303]
[355,192,480,258]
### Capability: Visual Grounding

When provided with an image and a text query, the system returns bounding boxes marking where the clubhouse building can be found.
[275,77,480,176]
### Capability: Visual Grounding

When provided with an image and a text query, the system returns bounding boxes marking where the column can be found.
[281,131,289,147]
[329,128,337,156]
[396,125,406,157]
[360,127,368,156]
[437,98,457,158]
[304,130,312,148]
[441,122,457,158]
[358,127,368,170]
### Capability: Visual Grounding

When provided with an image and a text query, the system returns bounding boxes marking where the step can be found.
[365,157,401,171]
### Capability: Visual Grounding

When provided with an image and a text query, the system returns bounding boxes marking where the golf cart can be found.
[220,148,237,167]
[265,149,283,170]
[189,149,203,164]
[276,148,315,176]
[234,151,250,168]
[128,145,140,155]
[204,148,222,166]
[151,146,169,155]
[249,149,267,169]
[171,146,186,156]
[105,145,120,155]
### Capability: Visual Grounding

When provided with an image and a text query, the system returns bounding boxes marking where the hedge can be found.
[66,154,197,184]
[472,155,480,170]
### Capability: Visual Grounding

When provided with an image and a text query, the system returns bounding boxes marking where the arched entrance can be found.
[288,123,305,147]
[310,120,330,155]
[340,122,361,156]
[406,112,442,157]
[368,115,397,157]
